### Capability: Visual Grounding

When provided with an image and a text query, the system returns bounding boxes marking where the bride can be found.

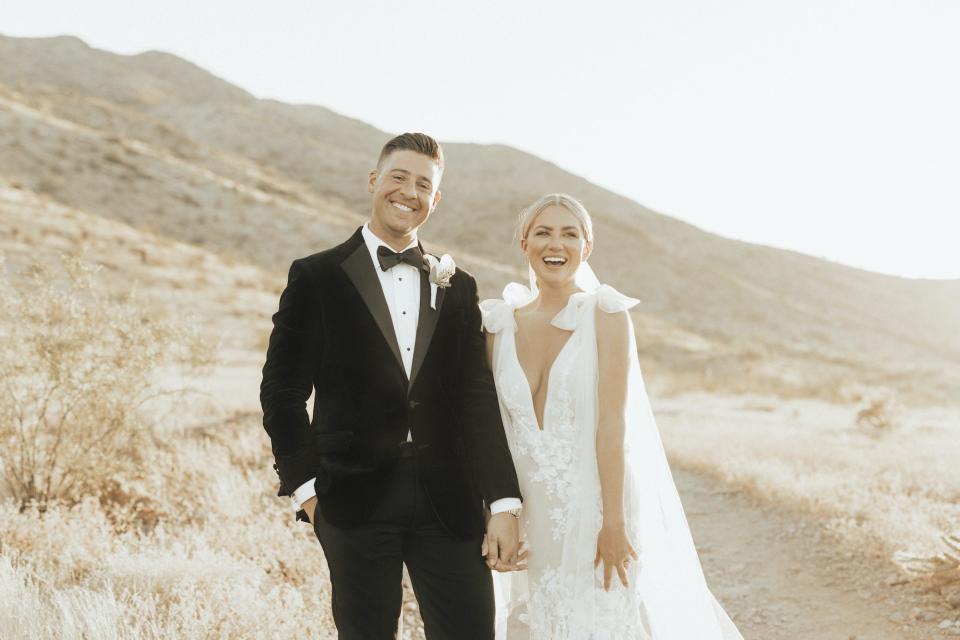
[480,194,744,639]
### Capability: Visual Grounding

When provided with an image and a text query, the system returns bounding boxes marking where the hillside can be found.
[1,33,958,403]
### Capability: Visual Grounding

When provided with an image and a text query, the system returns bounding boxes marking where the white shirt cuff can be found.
[292,482,519,514]
[489,497,521,514]
[290,478,317,510]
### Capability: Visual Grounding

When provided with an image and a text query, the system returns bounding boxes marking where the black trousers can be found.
[313,452,494,640]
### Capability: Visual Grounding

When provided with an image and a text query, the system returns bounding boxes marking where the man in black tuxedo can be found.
[260,133,522,639]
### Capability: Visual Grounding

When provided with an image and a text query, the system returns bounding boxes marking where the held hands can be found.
[481,512,528,572]
[594,521,639,590]
[307,496,531,572]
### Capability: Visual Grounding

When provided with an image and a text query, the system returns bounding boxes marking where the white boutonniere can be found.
[424,253,455,309]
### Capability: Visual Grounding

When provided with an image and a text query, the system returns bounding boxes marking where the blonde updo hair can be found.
[517,193,594,244]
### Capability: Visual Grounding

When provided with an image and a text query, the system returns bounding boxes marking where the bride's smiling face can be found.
[521,205,593,289]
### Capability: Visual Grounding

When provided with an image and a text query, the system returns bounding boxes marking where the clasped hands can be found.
[483,517,640,589]
[307,498,636,588]
[481,512,527,572]
[304,497,528,572]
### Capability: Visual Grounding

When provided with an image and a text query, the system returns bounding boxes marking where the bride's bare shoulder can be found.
[596,306,631,353]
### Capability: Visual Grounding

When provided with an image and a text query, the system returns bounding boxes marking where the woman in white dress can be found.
[480,194,744,639]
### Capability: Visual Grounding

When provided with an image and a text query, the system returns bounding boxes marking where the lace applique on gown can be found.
[482,285,649,639]
[481,283,744,640]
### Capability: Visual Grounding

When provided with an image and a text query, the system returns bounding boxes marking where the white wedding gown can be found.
[481,278,744,640]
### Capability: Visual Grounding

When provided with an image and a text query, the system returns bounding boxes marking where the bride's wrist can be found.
[601,517,625,529]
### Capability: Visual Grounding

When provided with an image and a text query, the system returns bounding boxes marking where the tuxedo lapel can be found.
[340,241,407,378]
[409,267,445,391]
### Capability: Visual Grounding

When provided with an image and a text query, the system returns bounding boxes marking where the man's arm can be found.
[260,258,320,523]
[481,331,521,520]
[457,273,523,568]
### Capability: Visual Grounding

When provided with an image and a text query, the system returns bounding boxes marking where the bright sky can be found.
[6,1,960,279]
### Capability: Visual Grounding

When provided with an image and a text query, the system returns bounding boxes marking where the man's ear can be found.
[368,169,378,193]
[431,189,442,211]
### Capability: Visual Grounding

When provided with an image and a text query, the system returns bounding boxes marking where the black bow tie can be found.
[377,245,425,272]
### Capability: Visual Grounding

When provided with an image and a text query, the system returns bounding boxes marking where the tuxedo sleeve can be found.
[456,274,522,507]
[260,258,320,521]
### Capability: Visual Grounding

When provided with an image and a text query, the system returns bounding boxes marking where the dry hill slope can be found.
[1,34,957,403]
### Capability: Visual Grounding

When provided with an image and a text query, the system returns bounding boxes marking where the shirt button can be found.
[398,277,403,281]
[406,347,411,352]
[402,311,407,315]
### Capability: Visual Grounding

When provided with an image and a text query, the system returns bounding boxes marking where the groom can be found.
[260,133,522,639]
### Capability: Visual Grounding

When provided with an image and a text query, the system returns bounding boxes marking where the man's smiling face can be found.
[367,150,442,249]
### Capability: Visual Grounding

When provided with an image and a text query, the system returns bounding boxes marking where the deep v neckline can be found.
[511,313,576,432]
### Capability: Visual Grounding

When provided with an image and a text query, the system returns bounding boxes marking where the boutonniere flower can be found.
[424,253,455,309]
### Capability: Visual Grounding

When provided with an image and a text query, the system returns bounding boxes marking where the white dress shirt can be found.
[361,223,423,381]
[292,224,520,516]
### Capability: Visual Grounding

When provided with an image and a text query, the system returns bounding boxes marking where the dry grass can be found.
[0,256,335,639]
[0,413,337,639]
[895,532,960,592]
[656,391,960,586]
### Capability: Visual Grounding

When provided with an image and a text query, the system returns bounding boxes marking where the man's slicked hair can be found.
[377,132,445,173]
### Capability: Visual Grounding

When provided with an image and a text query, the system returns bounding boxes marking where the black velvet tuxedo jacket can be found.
[260,227,521,539]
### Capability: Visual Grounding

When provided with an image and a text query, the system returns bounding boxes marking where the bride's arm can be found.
[596,307,630,525]
[595,307,638,589]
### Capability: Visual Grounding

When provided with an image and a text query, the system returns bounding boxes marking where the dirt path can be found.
[675,468,959,639]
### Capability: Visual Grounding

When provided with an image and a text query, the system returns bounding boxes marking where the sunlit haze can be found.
[6,0,959,279]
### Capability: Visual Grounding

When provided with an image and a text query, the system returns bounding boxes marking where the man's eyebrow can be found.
[388,169,431,184]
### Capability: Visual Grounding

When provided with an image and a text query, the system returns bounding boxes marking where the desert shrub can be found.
[0,253,213,510]
[855,394,897,433]
[894,531,960,599]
